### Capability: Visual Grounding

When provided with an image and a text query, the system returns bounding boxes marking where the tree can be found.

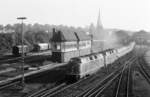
[0,24,3,30]
[114,30,131,45]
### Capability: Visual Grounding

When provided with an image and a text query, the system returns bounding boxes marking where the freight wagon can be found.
[32,43,51,52]
[12,45,30,56]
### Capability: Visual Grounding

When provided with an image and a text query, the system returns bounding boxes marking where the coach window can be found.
[94,55,97,59]
[86,57,90,62]
[90,56,93,60]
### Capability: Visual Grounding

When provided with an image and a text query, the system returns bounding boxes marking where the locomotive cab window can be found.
[70,58,81,63]
[81,58,86,63]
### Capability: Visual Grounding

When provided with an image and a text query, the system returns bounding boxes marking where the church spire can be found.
[94,9,105,40]
[96,9,103,29]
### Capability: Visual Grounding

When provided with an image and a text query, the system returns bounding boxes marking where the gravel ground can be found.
[133,71,150,97]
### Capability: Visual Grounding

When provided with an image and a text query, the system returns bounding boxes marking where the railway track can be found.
[26,83,66,97]
[0,52,51,64]
[137,57,150,84]
[0,80,21,90]
[75,56,136,97]
[0,57,21,64]
[0,51,135,97]
[37,55,136,97]
[0,55,16,60]
[113,57,133,97]
[26,70,106,97]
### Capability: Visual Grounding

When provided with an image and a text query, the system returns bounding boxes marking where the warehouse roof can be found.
[74,31,91,41]
[51,29,77,42]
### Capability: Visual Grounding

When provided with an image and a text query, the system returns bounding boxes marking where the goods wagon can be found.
[33,43,51,52]
[12,45,30,56]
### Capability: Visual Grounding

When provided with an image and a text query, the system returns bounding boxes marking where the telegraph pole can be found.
[17,17,27,88]
[90,34,93,53]
[102,42,108,74]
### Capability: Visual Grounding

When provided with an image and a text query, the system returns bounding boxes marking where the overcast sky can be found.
[0,0,149,31]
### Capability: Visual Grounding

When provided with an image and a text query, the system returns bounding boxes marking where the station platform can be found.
[0,62,67,85]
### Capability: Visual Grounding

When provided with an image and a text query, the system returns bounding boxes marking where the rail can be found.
[76,56,136,97]
[41,55,136,97]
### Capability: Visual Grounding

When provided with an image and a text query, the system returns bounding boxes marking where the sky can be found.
[0,0,150,31]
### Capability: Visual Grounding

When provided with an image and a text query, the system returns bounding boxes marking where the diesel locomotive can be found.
[66,42,135,81]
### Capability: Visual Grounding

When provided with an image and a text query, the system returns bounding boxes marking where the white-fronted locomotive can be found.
[66,42,135,81]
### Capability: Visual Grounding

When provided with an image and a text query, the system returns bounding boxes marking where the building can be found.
[74,31,91,56]
[51,28,78,62]
[51,28,92,63]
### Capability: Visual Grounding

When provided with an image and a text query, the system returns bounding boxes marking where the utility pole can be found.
[90,34,93,53]
[102,42,108,74]
[103,52,108,74]
[17,17,27,88]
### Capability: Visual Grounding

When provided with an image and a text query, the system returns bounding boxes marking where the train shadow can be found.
[25,65,68,84]
[24,55,52,63]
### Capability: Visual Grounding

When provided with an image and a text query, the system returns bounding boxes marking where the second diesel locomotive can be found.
[66,42,135,81]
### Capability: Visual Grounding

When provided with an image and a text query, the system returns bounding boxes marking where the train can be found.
[65,42,135,81]
[11,28,135,82]
[12,43,51,56]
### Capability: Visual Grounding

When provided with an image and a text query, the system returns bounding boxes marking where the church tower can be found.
[95,9,104,40]
[96,9,103,30]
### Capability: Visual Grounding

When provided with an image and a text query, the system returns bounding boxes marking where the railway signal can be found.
[17,17,27,88]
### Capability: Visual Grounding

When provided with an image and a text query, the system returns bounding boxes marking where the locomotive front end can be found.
[66,57,81,82]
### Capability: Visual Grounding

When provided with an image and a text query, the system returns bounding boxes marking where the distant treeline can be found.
[0,33,13,50]
[0,23,149,52]
[0,23,88,51]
